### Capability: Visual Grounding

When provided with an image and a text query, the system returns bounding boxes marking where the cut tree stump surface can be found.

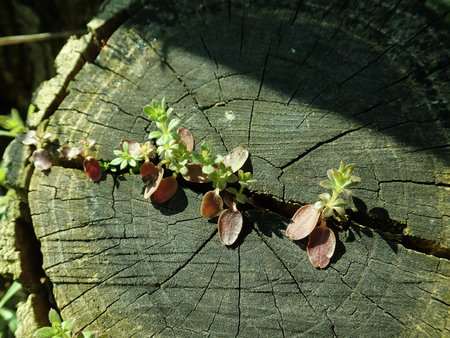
[26,0,448,336]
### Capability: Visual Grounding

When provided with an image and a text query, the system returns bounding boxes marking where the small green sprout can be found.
[190,141,223,175]
[34,309,108,338]
[110,141,140,170]
[0,105,35,138]
[227,170,256,204]
[286,161,361,268]
[314,161,361,218]
[144,98,193,176]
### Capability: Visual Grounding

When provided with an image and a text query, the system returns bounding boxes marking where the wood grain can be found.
[26,0,449,336]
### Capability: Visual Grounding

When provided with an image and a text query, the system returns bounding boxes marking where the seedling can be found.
[34,308,108,338]
[109,139,155,172]
[286,161,361,268]
[141,98,195,202]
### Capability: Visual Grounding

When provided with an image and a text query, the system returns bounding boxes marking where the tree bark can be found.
[21,0,450,336]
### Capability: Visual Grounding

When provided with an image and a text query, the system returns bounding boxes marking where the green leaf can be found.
[61,318,75,332]
[166,107,173,118]
[327,169,337,187]
[0,130,16,138]
[113,150,122,156]
[226,174,238,183]
[216,179,227,190]
[11,108,24,126]
[190,152,204,164]
[201,141,212,153]
[202,165,215,174]
[319,180,334,190]
[236,193,248,204]
[226,187,239,195]
[167,118,180,132]
[129,159,137,168]
[149,131,163,139]
[120,159,128,170]
[143,106,155,116]
[156,135,167,146]
[48,309,61,324]
[0,307,14,321]
[7,313,19,333]
[0,281,21,308]
[180,166,188,176]
[27,104,36,118]
[122,141,129,153]
[110,158,123,166]
[34,326,56,338]
[170,132,180,141]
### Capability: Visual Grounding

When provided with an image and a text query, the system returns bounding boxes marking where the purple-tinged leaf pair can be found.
[23,130,52,171]
[200,147,249,246]
[286,204,336,269]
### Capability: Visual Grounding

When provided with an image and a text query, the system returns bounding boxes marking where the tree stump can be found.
[20,0,450,336]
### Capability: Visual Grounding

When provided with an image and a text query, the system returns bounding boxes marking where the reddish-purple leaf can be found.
[201,189,223,218]
[218,204,243,246]
[151,176,178,203]
[83,157,102,182]
[60,146,82,160]
[307,220,336,269]
[177,127,194,152]
[223,147,248,172]
[32,149,52,171]
[120,139,141,155]
[141,160,163,198]
[183,163,211,183]
[286,204,321,240]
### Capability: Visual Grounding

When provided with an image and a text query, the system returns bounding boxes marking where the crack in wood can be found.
[235,245,241,337]
[252,224,318,315]
[60,258,144,311]
[145,229,218,297]
[280,123,370,170]
[263,268,286,338]
[92,61,140,89]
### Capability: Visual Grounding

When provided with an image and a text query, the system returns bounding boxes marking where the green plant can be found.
[0,105,35,138]
[286,161,361,268]
[0,281,22,336]
[34,309,108,338]
[109,140,154,172]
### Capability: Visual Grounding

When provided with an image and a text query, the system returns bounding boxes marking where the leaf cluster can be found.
[0,105,34,138]
[110,141,140,170]
[0,281,21,336]
[315,161,361,218]
[34,309,108,338]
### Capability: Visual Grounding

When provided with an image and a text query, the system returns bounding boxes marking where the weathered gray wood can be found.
[25,0,449,336]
